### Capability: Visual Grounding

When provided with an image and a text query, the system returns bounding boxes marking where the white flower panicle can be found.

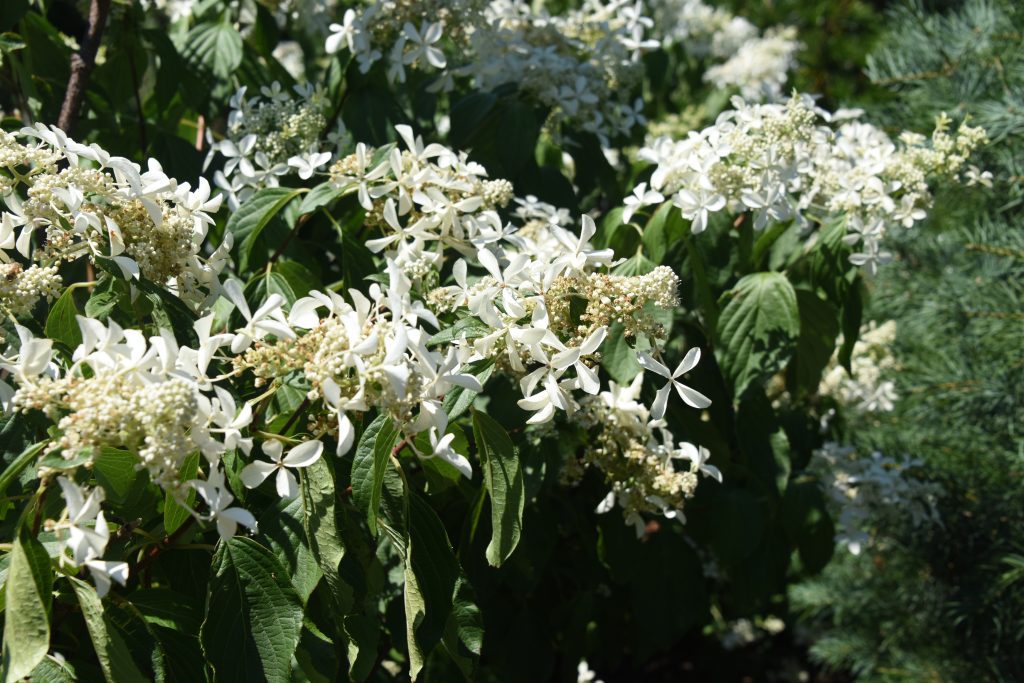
[631,94,987,271]
[819,320,899,414]
[815,443,941,555]
[0,125,226,311]
[207,83,341,210]
[6,128,720,604]
[325,0,659,143]
[649,0,800,101]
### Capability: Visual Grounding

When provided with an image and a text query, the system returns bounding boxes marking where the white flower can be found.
[85,560,129,598]
[672,442,723,482]
[240,439,324,499]
[637,349,712,419]
[223,280,296,353]
[287,149,332,180]
[427,428,472,478]
[189,468,258,541]
[402,22,446,69]
[55,477,109,566]
[673,188,726,234]
[622,182,665,223]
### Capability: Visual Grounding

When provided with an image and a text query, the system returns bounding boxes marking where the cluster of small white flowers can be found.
[0,125,226,311]
[819,320,899,413]
[464,0,658,143]
[325,0,659,143]
[206,83,343,210]
[649,0,800,101]
[574,372,720,536]
[630,94,987,272]
[815,442,941,555]
[249,126,717,528]
[327,125,515,279]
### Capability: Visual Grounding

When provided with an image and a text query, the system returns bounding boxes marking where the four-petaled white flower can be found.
[637,348,712,419]
[241,439,324,499]
[402,22,446,69]
[623,182,664,223]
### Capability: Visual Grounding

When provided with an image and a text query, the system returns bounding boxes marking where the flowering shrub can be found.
[0,1,989,681]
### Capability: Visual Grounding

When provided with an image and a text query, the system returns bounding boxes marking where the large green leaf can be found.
[182,21,243,79]
[351,414,400,535]
[226,188,304,272]
[43,287,81,349]
[601,322,642,385]
[441,576,483,680]
[258,496,322,604]
[1,527,52,681]
[404,494,460,680]
[472,411,524,567]
[716,271,800,399]
[200,537,304,683]
[300,457,353,614]
[68,576,148,683]
[787,289,840,394]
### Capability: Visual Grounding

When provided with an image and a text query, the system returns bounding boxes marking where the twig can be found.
[269,213,313,264]
[57,0,113,135]
[195,115,206,151]
[131,515,197,580]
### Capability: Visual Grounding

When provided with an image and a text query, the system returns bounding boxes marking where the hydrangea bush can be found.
[0,1,987,681]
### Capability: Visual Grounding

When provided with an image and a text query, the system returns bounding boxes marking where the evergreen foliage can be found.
[793,1,1024,679]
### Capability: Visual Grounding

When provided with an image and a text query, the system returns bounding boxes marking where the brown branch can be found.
[57,0,113,135]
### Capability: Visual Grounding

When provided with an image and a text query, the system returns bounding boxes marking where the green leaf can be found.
[838,275,864,373]
[226,188,304,272]
[641,202,683,263]
[92,447,144,506]
[258,496,322,604]
[68,576,148,683]
[351,414,400,536]
[298,182,351,214]
[84,276,123,321]
[1,527,52,681]
[128,589,201,632]
[300,457,353,614]
[182,21,243,79]
[716,271,800,399]
[200,537,304,683]
[441,576,483,679]
[782,480,835,574]
[405,494,459,681]
[472,410,524,567]
[44,288,81,349]
[0,441,45,499]
[601,322,642,384]
[164,452,199,534]
[786,289,840,394]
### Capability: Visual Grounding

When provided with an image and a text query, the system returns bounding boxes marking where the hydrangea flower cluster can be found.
[325,0,659,143]
[629,94,987,271]
[2,127,720,597]
[819,320,899,414]
[650,0,800,100]
[206,83,342,210]
[0,125,226,314]
[814,443,941,555]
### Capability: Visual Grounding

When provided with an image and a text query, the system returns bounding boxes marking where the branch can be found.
[56,0,113,135]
